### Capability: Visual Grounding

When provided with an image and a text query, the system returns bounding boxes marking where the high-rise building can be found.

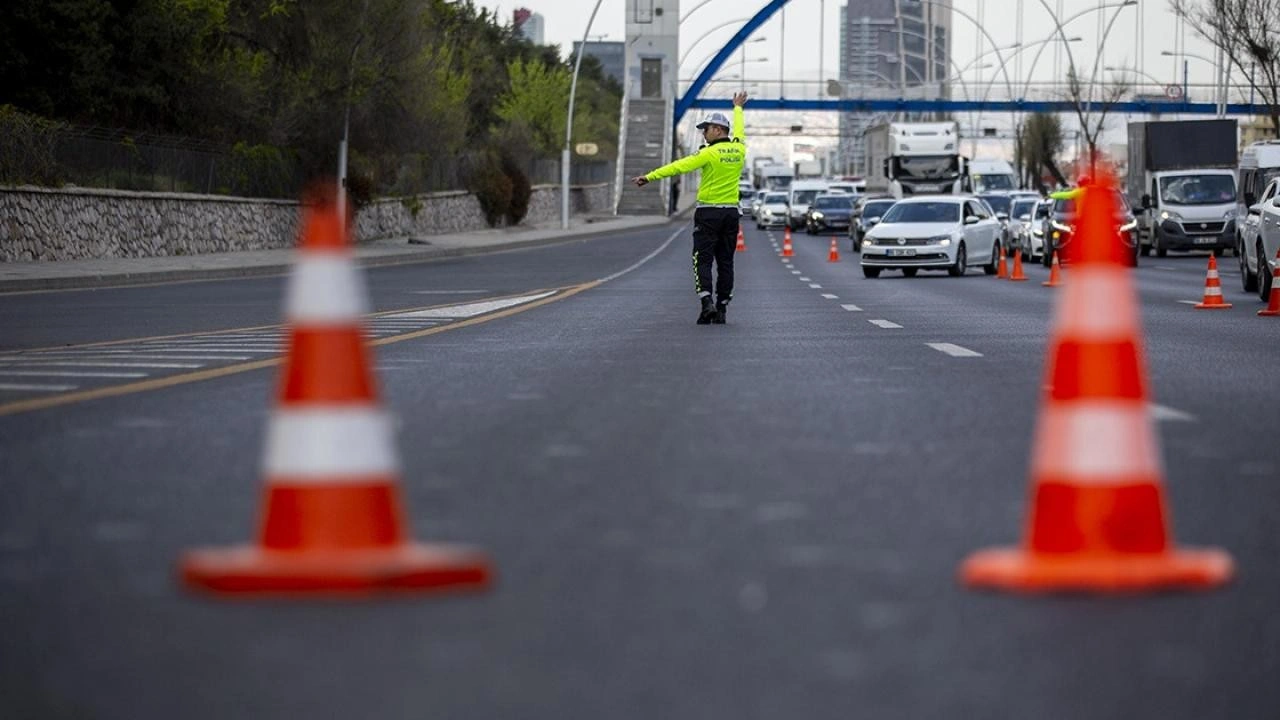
[513,8,546,45]
[572,41,626,88]
[838,1,951,175]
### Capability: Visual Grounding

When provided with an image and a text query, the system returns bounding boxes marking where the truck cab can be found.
[866,122,966,199]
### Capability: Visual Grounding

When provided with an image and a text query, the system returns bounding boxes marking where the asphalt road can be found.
[2,222,1278,719]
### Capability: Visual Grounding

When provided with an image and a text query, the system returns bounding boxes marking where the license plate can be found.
[887,248,917,257]
[1194,237,1217,244]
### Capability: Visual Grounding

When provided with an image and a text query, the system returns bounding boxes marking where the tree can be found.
[495,58,570,155]
[1171,0,1280,134]
[1019,112,1067,191]
[1063,66,1131,173]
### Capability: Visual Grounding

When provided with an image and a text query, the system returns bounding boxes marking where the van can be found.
[787,180,830,230]
[968,159,1017,193]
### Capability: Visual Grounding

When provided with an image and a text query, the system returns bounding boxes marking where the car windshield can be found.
[1013,199,1038,218]
[1054,190,1129,215]
[1035,201,1051,218]
[882,202,961,224]
[765,193,787,204]
[813,196,849,209]
[1159,174,1237,205]
[791,190,821,205]
[862,200,897,218]
[980,195,1012,215]
[898,155,958,179]
[973,173,1015,191]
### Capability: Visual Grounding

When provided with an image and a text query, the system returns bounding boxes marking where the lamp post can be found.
[679,18,755,68]
[561,0,605,230]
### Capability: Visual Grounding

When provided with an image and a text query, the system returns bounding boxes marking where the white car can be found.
[860,196,1003,278]
[755,192,791,229]
[1009,197,1045,260]
[1241,177,1280,300]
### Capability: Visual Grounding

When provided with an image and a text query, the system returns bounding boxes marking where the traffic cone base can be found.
[960,546,1233,592]
[182,542,491,595]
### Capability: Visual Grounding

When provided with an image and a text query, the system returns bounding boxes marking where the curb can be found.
[0,216,675,293]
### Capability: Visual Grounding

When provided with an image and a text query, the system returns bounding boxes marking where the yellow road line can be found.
[0,282,598,417]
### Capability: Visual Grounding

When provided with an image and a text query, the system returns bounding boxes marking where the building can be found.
[572,41,626,88]
[513,8,545,45]
[837,0,952,175]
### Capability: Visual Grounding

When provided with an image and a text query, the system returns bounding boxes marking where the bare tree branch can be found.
[1170,0,1280,133]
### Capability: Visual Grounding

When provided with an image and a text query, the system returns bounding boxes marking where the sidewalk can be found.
[0,214,674,293]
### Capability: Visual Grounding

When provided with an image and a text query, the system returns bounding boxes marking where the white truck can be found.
[1126,119,1239,257]
[864,121,967,198]
[757,163,795,192]
[968,159,1018,192]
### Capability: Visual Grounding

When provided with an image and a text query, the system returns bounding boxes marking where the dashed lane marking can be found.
[799,276,812,281]
[926,342,983,357]
[821,293,839,299]
[868,319,903,329]
[0,370,148,378]
[841,304,863,312]
[1150,403,1195,422]
[808,283,823,289]
[0,383,76,392]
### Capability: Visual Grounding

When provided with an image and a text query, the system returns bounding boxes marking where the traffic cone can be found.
[1042,251,1062,287]
[996,245,1008,278]
[1258,249,1280,316]
[1193,254,1232,309]
[1008,246,1028,281]
[960,170,1233,593]
[180,188,491,597]
[781,227,794,257]
[735,226,746,252]
[828,237,840,262]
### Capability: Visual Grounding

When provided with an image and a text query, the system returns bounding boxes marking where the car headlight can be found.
[1119,220,1137,232]
[1160,210,1182,221]
[861,239,872,247]
[1051,221,1073,233]
[812,212,824,220]
[1033,228,1043,237]
[928,235,951,246]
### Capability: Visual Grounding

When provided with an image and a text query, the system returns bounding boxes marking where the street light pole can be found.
[561,0,605,230]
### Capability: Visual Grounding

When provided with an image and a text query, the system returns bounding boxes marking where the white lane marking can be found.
[791,270,802,275]
[0,383,77,392]
[599,225,687,284]
[808,283,823,289]
[821,293,839,299]
[868,319,903,329]
[409,290,491,294]
[1149,403,1195,422]
[0,353,252,361]
[841,304,863,312]
[799,276,812,281]
[392,290,557,319]
[926,342,983,357]
[0,360,202,369]
[1176,300,1199,305]
[1156,266,1179,271]
[131,346,281,353]
[0,370,148,378]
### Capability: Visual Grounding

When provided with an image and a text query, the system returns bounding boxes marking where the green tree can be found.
[495,58,570,154]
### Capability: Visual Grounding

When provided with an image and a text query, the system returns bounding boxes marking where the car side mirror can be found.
[964,215,980,225]
[1249,203,1263,215]
[996,212,1009,221]
[1018,214,1031,222]
[1141,194,1152,209]
[1272,197,1280,208]
[867,216,881,226]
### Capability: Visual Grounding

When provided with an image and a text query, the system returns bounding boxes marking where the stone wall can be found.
[0,183,614,262]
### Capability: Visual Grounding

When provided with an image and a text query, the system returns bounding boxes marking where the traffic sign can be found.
[1165,84,1184,99]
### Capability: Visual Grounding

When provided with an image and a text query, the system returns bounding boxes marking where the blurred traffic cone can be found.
[1009,246,1028,282]
[1042,251,1062,287]
[736,226,746,252]
[996,245,1008,278]
[1258,249,1280,316]
[180,188,491,597]
[960,171,1233,593]
[828,237,841,262]
[1193,255,1232,309]
[781,227,794,258]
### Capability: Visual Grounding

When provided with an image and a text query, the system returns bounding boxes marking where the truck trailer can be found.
[1126,119,1238,256]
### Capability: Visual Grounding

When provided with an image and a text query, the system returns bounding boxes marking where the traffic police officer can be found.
[634,92,748,324]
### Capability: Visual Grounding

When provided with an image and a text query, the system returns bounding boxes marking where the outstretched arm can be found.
[633,149,711,187]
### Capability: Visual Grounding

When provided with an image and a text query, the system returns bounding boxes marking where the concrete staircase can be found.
[615,97,671,216]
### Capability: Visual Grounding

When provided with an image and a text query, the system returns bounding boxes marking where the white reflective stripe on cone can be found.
[1031,401,1163,482]
[1204,286,1223,296]
[286,255,369,324]
[1052,267,1138,341]
[264,407,399,480]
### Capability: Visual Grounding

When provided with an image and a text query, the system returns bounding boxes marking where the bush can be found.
[461,150,512,227]
[500,152,531,225]
[0,105,66,186]
[227,142,299,198]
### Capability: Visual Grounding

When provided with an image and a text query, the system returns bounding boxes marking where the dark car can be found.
[849,196,897,252]
[1044,189,1139,267]
[804,194,855,235]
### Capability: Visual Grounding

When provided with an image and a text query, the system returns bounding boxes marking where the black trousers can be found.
[692,206,739,302]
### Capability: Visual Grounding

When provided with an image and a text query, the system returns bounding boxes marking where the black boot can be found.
[712,299,728,324]
[696,296,717,324]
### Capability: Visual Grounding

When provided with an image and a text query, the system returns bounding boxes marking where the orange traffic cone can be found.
[828,237,840,262]
[1193,254,1232,309]
[1042,251,1062,287]
[781,227,794,258]
[960,170,1233,593]
[180,188,491,597]
[1258,250,1280,317]
[996,245,1008,278]
[735,226,746,252]
[1008,246,1028,281]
